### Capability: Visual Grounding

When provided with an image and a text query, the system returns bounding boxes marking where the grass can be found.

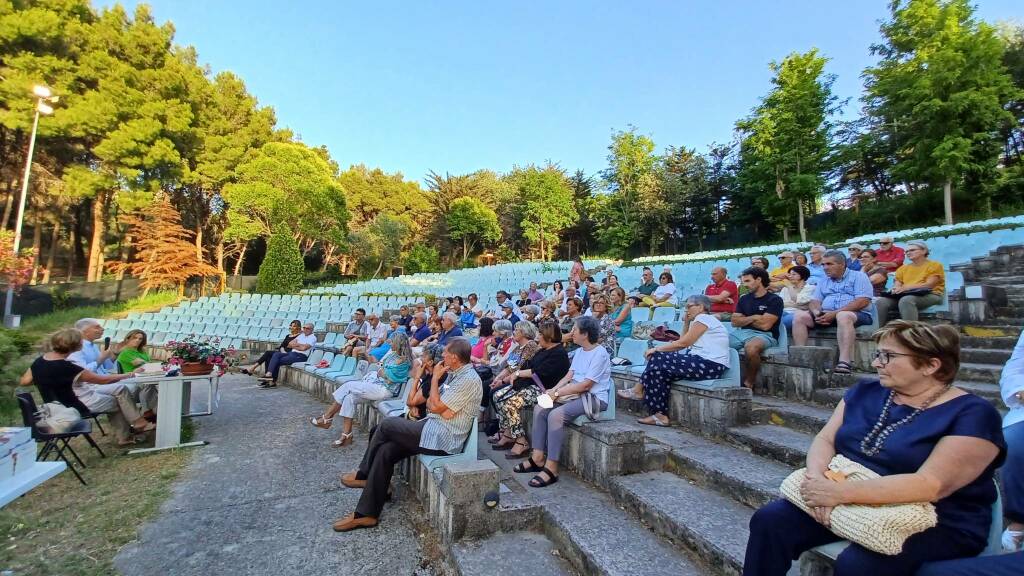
[0,421,195,576]
[17,291,181,348]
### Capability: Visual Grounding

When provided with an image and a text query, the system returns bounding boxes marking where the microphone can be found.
[104,337,111,350]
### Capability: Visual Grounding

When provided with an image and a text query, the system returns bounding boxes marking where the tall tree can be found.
[506,166,577,262]
[446,196,501,262]
[864,0,1018,222]
[601,127,659,254]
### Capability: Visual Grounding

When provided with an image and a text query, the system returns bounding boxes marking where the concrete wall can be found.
[7,278,142,317]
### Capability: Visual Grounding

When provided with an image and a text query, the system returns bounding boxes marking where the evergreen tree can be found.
[256,229,305,294]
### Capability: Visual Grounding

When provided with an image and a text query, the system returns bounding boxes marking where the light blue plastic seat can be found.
[683,348,741,389]
[651,307,677,323]
[293,349,324,370]
[631,307,652,323]
[612,338,649,376]
[314,353,346,376]
[763,322,789,357]
[324,356,358,380]
[419,417,478,472]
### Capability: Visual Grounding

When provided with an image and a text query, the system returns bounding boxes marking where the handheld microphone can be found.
[104,337,111,350]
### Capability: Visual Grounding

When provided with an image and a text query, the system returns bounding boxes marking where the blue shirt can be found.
[812,269,873,315]
[412,324,432,343]
[806,262,827,285]
[838,380,1005,546]
[437,326,463,346]
[67,340,116,375]
[847,257,862,271]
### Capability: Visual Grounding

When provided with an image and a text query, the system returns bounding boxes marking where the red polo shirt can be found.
[876,245,906,270]
[705,279,738,314]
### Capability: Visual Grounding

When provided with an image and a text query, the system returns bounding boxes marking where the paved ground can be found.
[115,374,430,575]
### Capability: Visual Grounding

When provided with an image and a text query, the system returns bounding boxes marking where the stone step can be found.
[452,531,578,576]
[977,275,1024,285]
[810,381,1005,412]
[751,396,831,435]
[726,425,814,468]
[960,347,1012,365]
[811,387,846,408]
[959,362,1004,384]
[614,413,789,508]
[960,335,1020,350]
[609,472,751,576]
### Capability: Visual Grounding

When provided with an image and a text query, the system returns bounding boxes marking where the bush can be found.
[256,231,305,294]
[404,243,441,274]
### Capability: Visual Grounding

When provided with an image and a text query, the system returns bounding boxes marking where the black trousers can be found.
[252,350,276,368]
[354,417,446,519]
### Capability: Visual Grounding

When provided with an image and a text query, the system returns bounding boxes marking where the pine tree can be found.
[256,230,305,294]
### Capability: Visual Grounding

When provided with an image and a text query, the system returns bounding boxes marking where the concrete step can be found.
[961,347,1012,365]
[960,335,1019,350]
[811,387,846,408]
[978,275,1024,285]
[609,472,750,576]
[958,362,1004,384]
[452,531,578,576]
[751,397,831,435]
[615,413,789,508]
[810,381,1005,412]
[726,425,813,468]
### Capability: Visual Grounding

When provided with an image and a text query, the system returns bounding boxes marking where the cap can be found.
[499,301,514,309]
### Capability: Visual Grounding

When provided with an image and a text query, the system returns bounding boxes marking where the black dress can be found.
[31,356,91,414]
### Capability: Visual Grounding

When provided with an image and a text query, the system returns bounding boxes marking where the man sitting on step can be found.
[333,337,482,532]
[729,267,784,390]
[791,250,873,375]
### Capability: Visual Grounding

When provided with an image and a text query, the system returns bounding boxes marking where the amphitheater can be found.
[105,216,1023,575]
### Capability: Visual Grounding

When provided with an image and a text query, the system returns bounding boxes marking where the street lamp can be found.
[3,85,58,328]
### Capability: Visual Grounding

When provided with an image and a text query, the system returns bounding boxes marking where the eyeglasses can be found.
[871,349,919,366]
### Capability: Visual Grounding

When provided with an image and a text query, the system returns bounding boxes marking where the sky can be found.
[109,0,1021,185]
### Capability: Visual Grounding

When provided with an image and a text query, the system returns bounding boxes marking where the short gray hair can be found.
[575,315,601,344]
[823,249,847,263]
[810,244,827,253]
[493,319,514,334]
[514,320,537,340]
[521,304,541,318]
[442,312,458,324]
[74,318,101,331]
[685,294,713,314]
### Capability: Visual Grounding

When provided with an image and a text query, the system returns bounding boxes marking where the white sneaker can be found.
[1002,528,1024,552]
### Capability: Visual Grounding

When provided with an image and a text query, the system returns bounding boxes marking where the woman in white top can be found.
[515,316,611,488]
[641,271,677,307]
[621,294,730,427]
[1000,329,1024,550]
[548,280,565,305]
[779,265,815,330]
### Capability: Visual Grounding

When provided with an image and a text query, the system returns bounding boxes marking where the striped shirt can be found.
[419,364,482,454]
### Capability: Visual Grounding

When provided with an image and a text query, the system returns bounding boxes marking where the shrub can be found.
[404,243,441,274]
[256,231,305,294]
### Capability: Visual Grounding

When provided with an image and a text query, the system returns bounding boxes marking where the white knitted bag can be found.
[780,454,938,555]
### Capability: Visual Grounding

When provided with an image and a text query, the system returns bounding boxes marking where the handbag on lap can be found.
[35,402,82,433]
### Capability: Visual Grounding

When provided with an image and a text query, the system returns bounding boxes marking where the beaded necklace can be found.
[860,384,951,457]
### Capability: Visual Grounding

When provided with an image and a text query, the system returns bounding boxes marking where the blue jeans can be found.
[782,312,795,330]
[267,351,307,382]
[1002,420,1024,524]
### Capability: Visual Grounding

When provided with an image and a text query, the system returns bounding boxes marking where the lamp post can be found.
[3,85,57,328]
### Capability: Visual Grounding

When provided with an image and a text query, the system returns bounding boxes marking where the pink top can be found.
[472,336,494,360]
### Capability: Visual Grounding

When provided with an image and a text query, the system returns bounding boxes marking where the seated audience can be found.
[241,320,301,375]
[353,313,388,360]
[641,271,677,307]
[609,287,633,339]
[333,338,481,532]
[915,551,1023,576]
[68,318,117,374]
[751,256,770,270]
[743,321,1005,576]
[527,282,545,303]
[311,331,413,447]
[470,317,496,364]
[259,322,317,388]
[794,252,808,266]
[425,312,463,347]
[490,321,570,459]
[604,273,621,294]
[466,293,484,320]
[488,319,517,372]
[730,267,784,389]
[791,251,873,375]
[621,295,730,426]
[520,304,541,323]
[634,267,658,296]
[780,265,814,330]
[705,267,738,320]
[115,329,159,415]
[398,305,413,329]
[515,316,611,488]
[339,308,369,357]
[559,298,583,349]
[875,235,906,272]
[538,299,558,323]
[875,239,945,323]
[404,344,445,420]
[499,301,521,325]
[999,329,1024,552]
[768,252,795,291]
[846,243,865,271]
[368,315,404,361]
[459,303,479,335]
[409,313,432,347]
[548,280,565,304]
[516,289,531,308]
[558,286,578,315]
[806,245,827,284]
[22,328,154,446]
[489,290,518,318]
[585,292,617,358]
[858,248,889,296]
[486,321,541,434]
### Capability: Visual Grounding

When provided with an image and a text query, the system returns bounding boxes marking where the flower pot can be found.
[180,361,214,376]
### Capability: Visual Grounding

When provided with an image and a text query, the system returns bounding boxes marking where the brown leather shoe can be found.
[332,513,378,532]
[340,472,366,489]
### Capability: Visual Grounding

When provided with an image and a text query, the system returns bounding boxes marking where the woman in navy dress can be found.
[743,321,1006,576]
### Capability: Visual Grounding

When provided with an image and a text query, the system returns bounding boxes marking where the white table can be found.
[0,461,66,508]
[128,373,219,455]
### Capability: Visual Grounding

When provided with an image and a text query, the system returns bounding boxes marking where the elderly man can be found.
[875,236,906,272]
[488,290,518,318]
[791,250,873,375]
[67,318,118,374]
[409,313,432,347]
[260,322,317,388]
[730,267,784,390]
[846,244,865,271]
[634,267,658,296]
[353,313,388,361]
[339,308,370,357]
[499,301,521,325]
[805,245,827,285]
[334,337,482,532]
[768,252,795,291]
[427,312,463,347]
[705,267,738,320]
[527,283,545,303]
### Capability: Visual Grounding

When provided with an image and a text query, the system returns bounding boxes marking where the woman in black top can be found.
[490,321,571,458]
[404,343,445,420]
[241,320,301,375]
[21,328,153,445]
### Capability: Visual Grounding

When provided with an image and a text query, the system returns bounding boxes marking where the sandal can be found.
[310,415,333,429]
[487,433,510,445]
[131,421,157,433]
[528,468,559,488]
[832,361,853,375]
[332,433,353,447]
[505,439,531,459]
[493,439,517,451]
[637,415,669,427]
[616,389,642,400]
[513,458,544,474]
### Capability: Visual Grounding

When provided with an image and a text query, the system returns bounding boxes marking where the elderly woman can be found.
[858,249,889,296]
[539,299,559,323]
[559,297,583,337]
[514,316,612,487]
[619,295,731,426]
[794,252,808,266]
[21,329,154,446]
[487,322,541,444]
[780,265,815,330]
[609,287,633,339]
[520,304,541,324]
[641,272,677,307]
[490,321,570,459]
[310,332,413,447]
[404,343,445,420]
[744,321,1005,575]
[875,240,945,322]
[241,320,302,375]
[586,292,618,358]
[516,289,532,308]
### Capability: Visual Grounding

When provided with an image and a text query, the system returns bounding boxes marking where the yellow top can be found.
[769,263,794,279]
[895,259,945,295]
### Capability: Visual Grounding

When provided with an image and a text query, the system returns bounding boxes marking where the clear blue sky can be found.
[112,0,1021,185]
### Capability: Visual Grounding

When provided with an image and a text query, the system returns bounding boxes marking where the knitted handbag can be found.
[779,454,938,555]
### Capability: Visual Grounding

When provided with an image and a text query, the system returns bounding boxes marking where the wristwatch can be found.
[552,389,559,399]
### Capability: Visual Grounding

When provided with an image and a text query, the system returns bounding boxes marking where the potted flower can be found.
[165,335,236,375]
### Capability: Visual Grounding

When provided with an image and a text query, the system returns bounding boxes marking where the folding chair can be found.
[17,392,104,486]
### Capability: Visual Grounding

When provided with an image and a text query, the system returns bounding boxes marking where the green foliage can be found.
[506,165,578,261]
[446,196,502,260]
[256,230,305,294]
[404,242,441,274]
[51,285,74,311]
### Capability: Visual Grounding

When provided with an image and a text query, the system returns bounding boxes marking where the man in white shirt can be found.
[68,318,118,374]
[261,322,317,388]
[488,290,518,318]
[353,314,388,361]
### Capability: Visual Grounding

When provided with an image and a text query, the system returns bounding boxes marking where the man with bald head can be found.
[704,267,738,321]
